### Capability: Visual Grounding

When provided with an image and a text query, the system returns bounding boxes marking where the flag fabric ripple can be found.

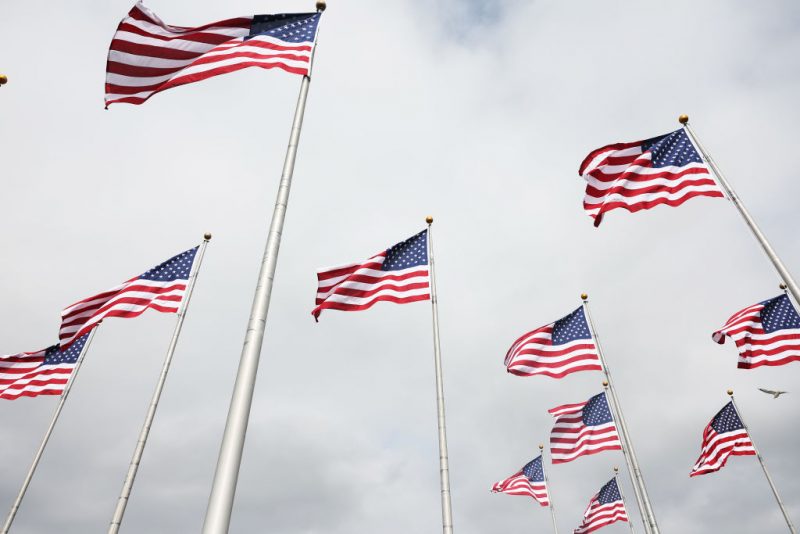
[573,477,629,534]
[59,247,198,349]
[105,2,321,107]
[312,230,430,320]
[549,392,621,464]
[579,128,723,226]
[0,334,90,400]
[491,454,550,506]
[690,401,755,477]
[504,306,602,379]
[712,293,800,369]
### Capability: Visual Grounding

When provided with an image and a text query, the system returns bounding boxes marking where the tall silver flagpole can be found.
[108,234,212,534]
[728,389,797,534]
[539,444,559,534]
[582,294,659,534]
[202,4,325,532]
[1,328,99,534]
[613,467,637,534]
[680,115,800,305]
[426,216,454,534]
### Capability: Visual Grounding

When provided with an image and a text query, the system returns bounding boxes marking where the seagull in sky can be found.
[758,388,789,399]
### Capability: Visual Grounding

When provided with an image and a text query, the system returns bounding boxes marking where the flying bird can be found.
[759,388,788,399]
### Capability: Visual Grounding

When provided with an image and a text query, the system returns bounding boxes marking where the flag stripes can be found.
[690,401,755,476]
[549,393,621,464]
[573,478,629,534]
[491,455,549,506]
[0,334,89,400]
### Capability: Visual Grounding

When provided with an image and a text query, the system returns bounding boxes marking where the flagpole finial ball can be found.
[0,74,7,86]
[316,1,326,11]
[602,380,609,387]
[581,293,588,301]
[426,216,434,224]
[539,444,544,450]
[204,232,212,241]
[727,389,734,396]
[780,282,788,290]
[678,114,689,124]
[614,467,619,473]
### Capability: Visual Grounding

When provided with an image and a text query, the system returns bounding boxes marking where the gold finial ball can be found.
[204,232,212,241]
[316,1,326,11]
[678,114,689,125]
[426,216,434,224]
[0,74,7,86]
[602,380,609,387]
[727,389,734,396]
[780,282,788,290]
[614,466,619,473]
[539,443,544,450]
[581,293,588,301]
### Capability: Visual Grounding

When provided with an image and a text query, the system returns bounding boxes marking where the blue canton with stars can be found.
[248,13,320,42]
[759,294,800,333]
[582,393,614,426]
[522,455,545,483]
[596,478,622,505]
[711,402,746,434]
[640,129,702,168]
[382,230,428,272]
[44,333,89,365]
[139,247,198,282]
[552,307,592,345]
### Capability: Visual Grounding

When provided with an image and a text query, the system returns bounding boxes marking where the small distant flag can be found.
[59,247,198,349]
[579,128,723,226]
[105,2,321,107]
[0,334,89,400]
[573,477,629,534]
[504,306,602,379]
[712,294,800,369]
[312,230,430,320]
[549,392,621,464]
[491,455,550,506]
[690,401,755,476]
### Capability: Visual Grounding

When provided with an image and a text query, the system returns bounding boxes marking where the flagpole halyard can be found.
[108,234,212,534]
[427,216,455,534]
[1,328,99,534]
[727,390,797,533]
[680,116,800,306]
[540,444,559,534]
[582,295,659,534]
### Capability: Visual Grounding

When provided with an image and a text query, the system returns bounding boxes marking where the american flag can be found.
[549,392,621,464]
[573,477,629,534]
[712,294,800,369]
[504,306,602,379]
[579,128,723,226]
[0,334,89,400]
[312,230,430,320]
[105,2,321,107]
[491,454,550,506]
[690,401,755,477]
[59,247,198,349]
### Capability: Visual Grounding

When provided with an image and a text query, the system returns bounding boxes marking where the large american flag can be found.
[579,128,723,226]
[573,477,629,534]
[504,306,602,379]
[0,334,89,400]
[549,392,621,464]
[312,230,430,320]
[105,2,321,107]
[690,401,755,477]
[491,454,550,506]
[59,247,198,349]
[712,294,800,369]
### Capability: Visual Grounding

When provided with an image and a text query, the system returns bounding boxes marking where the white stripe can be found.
[319,287,430,307]
[580,146,643,176]
[122,16,249,40]
[316,273,430,300]
[583,183,722,208]
[112,30,221,55]
[108,49,196,70]
[168,53,309,82]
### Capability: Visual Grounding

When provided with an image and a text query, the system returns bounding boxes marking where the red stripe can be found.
[507,363,603,378]
[510,342,598,359]
[316,281,430,302]
[585,176,717,201]
[126,6,252,31]
[578,141,641,175]
[0,367,70,386]
[739,355,800,369]
[106,60,185,78]
[154,60,310,94]
[317,259,384,281]
[317,269,426,291]
[586,166,712,187]
[587,190,724,226]
[117,22,237,45]
[312,294,429,319]
[551,444,622,464]
[0,387,64,401]
[110,39,205,61]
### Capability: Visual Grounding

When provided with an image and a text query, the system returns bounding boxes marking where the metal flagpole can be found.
[680,115,800,306]
[108,233,212,534]
[426,216,454,534]
[613,467,637,534]
[202,4,325,532]
[1,328,99,534]
[539,444,559,534]
[728,389,797,534]
[582,294,659,534]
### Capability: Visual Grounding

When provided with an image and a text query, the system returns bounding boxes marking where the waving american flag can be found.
[549,392,621,464]
[491,454,550,506]
[573,477,629,534]
[690,401,755,477]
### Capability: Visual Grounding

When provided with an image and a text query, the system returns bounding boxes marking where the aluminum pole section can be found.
[680,116,800,305]
[539,444,559,534]
[202,8,323,527]
[613,468,637,534]
[728,390,797,533]
[582,295,659,534]
[2,328,98,534]
[108,234,211,534]
[426,217,454,534]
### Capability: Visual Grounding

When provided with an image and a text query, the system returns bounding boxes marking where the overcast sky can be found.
[2,1,800,533]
